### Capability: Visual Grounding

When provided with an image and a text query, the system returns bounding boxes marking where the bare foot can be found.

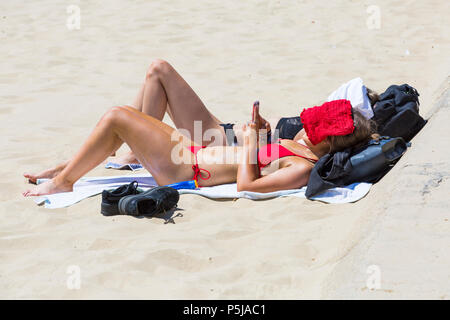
[22,178,73,197]
[24,161,70,184]
[24,167,63,184]
[109,151,140,166]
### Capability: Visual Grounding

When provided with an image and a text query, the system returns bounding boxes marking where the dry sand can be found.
[0,0,449,299]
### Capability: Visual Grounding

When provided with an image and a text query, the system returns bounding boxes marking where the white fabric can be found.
[327,77,374,119]
[296,138,309,148]
[105,162,143,171]
[33,174,372,209]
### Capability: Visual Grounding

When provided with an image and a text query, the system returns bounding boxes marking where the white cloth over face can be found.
[327,77,374,119]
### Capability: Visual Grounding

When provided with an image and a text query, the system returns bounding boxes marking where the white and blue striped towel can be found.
[33,174,372,209]
[105,162,144,171]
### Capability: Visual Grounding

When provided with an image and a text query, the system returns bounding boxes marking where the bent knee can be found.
[146,59,171,79]
[102,106,131,125]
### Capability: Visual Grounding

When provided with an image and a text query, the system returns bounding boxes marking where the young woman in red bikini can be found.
[24,60,379,182]
[23,60,375,196]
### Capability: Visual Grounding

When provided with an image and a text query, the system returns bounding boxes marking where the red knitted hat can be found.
[300,99,355,145]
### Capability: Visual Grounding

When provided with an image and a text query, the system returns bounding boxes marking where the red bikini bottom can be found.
[187,146,211,186]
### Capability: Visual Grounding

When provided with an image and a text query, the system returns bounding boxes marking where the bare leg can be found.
[139,59,224,141]
[132,83,145,110]
[112,60,228,165]
[108,82,144,158]
[24,60,226,183]
[23,107,194,197]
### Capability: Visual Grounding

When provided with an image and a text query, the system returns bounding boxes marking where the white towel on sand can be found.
[105,162,144,171]
[34,174,372,209]
[327,77,374,119]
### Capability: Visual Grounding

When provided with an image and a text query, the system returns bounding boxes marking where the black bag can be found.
[305,137,408,198]
[373,84,427,142]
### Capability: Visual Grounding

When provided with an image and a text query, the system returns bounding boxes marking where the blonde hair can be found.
[327,110,378,153]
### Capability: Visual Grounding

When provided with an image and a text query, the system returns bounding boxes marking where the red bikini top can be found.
[257,140,318,168]
[187,142,317,176]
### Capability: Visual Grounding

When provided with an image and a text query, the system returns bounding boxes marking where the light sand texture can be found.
[323,81,450,299]
[1,0,449,298]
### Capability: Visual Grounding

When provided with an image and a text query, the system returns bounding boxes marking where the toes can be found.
[23,189,40,197]
[24,173,38,184]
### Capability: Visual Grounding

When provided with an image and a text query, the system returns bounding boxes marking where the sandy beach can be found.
[1,0,449,299]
